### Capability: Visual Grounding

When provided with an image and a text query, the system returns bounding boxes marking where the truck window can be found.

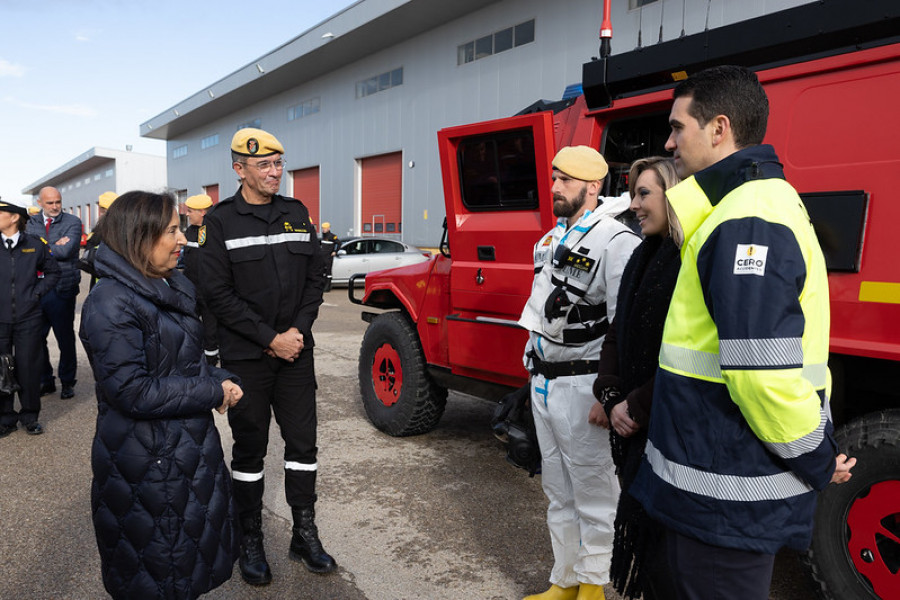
[602,112,671,197]
[458,130,539,211]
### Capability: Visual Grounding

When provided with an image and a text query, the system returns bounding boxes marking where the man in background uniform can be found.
[201,128,333,587]
[79,191,117,290]
[181,194,219,366]
[1,197,60,437]
[27,186,82,400]
[519,146,640,600]
[319,222,340,292]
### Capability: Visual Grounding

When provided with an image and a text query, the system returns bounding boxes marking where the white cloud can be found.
[76,34,91,42]
[0,59,26,77]
[4,97,97,117]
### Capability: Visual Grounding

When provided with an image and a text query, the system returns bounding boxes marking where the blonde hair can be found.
[628,156,684,247]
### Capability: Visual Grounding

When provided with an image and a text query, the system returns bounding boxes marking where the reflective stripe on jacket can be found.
[630,145,838,554]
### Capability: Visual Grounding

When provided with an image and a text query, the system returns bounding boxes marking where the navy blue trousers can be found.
[224,349,318,513]
[40,288,78,386]
[0,315,44,427]
[667,529,775,600]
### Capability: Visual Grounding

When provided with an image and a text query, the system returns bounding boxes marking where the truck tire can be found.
[358,312,448,436]
[803,410,900,599]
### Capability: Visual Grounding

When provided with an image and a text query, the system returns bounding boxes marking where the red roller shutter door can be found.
[361,152,401,234]
[204,184,219,204]
[292,167,321,229]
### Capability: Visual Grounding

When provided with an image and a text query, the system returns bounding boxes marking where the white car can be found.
[330,237,432,285]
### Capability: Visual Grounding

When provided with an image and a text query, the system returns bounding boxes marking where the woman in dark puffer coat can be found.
[593,157,682,600]
[79,191,242,599]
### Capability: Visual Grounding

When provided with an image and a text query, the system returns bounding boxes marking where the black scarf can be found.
[609,234,680,599]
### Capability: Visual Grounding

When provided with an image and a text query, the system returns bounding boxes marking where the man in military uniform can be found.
[181,194,219,366]
[519,146,640,600]
[79,191,117,290]
[1,197,60,437]
[200,128,333,586]
[319,222,340,292]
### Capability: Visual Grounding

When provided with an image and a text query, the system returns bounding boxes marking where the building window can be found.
[84,177,91,185]
[94,173,101,181]
[173,144,188,159]
[200,133,219,150]
[458,19,535,65]
[356,68,403,98]
[288,97,320,121]
[237,118,262,130]
[105,168,114,177]
[629,0,659,8]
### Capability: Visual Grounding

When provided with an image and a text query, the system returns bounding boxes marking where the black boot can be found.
[289,506,337,574]
[239,513,272,586]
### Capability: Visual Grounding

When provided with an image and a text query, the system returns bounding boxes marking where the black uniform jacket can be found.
[0,233,60,323]
[182,224,202,288]
[200,188,325,360]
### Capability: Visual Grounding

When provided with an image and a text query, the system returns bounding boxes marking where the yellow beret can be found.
[321,222,330,229]
[0,198,29,217]
[98,191,118,209]
[552,146,609,181]
[231,127,284,157]
[185,194,213,210]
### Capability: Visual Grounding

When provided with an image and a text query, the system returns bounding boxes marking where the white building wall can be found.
[114,153,169,195]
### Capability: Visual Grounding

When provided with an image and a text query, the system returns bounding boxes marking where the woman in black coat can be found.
[79,191,242,599]
[592,157,682,600]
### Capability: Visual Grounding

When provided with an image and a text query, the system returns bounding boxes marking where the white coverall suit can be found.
[519,193,640,587]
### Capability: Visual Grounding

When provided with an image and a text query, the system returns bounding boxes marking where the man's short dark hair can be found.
[673,65,769,148]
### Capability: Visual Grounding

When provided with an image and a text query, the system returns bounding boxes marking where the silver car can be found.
[330,237,432,285]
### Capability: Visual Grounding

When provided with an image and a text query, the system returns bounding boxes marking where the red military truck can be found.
[351,1,900,597]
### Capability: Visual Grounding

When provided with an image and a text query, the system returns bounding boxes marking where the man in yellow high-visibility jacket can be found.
[630,65,856,600]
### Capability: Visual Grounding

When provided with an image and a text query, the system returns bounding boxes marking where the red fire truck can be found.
[351,1,900,597]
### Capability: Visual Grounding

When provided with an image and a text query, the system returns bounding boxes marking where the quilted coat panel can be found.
[80,245,239,600]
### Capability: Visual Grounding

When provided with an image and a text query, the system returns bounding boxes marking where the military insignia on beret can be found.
[198,226,207,246]
[247,138,259,154]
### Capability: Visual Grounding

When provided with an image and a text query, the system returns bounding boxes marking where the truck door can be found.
[437,113,556,387]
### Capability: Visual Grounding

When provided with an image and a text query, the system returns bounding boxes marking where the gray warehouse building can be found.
[140,0,811,247]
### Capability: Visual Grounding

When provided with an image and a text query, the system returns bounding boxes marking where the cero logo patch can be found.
[733,243,768,276]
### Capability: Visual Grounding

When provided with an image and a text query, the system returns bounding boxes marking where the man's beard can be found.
[552,185,587,218]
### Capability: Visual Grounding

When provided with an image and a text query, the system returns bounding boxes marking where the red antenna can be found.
[600,0,613,58]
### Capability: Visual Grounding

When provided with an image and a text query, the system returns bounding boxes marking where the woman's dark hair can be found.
[97,191,177,278]
[13,212,27,233]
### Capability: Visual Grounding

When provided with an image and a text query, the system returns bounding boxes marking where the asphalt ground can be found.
[0,274,821,599]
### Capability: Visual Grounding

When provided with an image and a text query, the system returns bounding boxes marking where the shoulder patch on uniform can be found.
[198,225,207,246]
[733,243,768,276]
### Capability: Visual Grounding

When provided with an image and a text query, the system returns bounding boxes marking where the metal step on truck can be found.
[350,1,900,597]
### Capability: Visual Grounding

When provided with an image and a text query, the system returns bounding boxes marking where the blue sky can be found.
[0,0,356,204]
